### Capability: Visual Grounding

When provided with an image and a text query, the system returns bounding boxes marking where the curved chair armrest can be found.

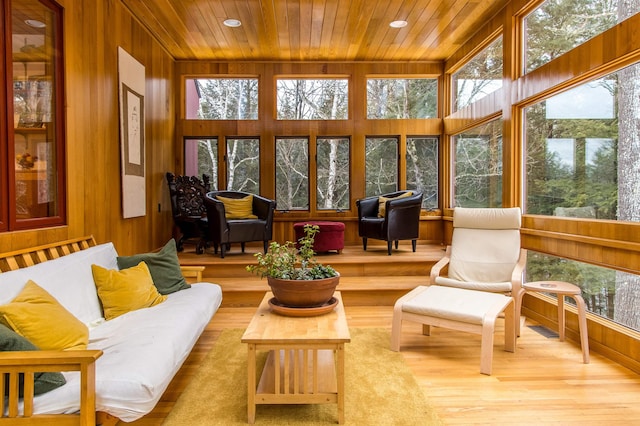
[510,248,528,295]
[204,196,228,228]
[356,196,379,218]
[252,194,277,220]
[429,246,452,285]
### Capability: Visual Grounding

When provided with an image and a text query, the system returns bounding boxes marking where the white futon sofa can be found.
[0,237,222,424]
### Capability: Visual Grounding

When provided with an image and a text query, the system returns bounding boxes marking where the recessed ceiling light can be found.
[389,20,407,28]
[25,19,46,28]
[223,18,242,28]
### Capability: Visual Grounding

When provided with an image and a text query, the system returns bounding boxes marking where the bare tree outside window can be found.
[406,137,438,209]
[275,138,309,210]
[365,137,398,196]
[184,138,218,189]
[276,79,348,120]
[226,138,259,193]
[185,78,258,120]
[317,138,350,210]
[453,120,503,207]
[367,78,437,119]
[452,36,503,111]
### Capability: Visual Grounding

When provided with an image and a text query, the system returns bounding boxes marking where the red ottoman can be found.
[294,221,345,254]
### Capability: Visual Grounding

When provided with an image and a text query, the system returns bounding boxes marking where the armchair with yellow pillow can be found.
[204,190,277,258]
[356,190,424,255]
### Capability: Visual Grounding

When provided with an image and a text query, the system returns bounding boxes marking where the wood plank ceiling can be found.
[121,0,506,62]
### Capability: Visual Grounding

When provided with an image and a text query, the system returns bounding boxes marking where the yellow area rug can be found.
[164,328,442,425]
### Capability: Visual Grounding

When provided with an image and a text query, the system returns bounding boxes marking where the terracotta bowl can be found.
[267,274,340,308]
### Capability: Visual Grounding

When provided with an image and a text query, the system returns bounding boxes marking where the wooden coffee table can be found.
[241,291,350,424]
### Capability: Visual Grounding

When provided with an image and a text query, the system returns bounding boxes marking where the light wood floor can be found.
[127,304,640,425]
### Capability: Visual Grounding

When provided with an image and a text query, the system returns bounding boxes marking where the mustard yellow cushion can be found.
[0,280,88,351]
[91,261,167,320]
[216,194,258,219]
[378,191,413,217]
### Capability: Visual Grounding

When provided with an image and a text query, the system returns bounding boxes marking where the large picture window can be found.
[184,138,218,189]
[523,65,640,221]
[275,137,309,210]
[523,0,624,74]
[452,36,503,111]
[406,137,438,209]
[276,79,348,120]
[366,78,437,119]
[226,138,260,193]
[365,137,398,197]
[185,78,258,120]
[316,137,350,211]
[526,250,640,332]
[4,0,65,230]
[453,120,502,207]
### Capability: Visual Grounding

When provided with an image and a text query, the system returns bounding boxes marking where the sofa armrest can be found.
[180,265,205,282]
[0,349,102,424]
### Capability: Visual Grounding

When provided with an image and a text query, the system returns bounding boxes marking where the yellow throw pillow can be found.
[378,191,413,217]
[216,194,258,219]
[0,280,88,351]
[91,261,167,320]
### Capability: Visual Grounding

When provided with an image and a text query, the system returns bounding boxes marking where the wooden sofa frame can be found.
[0,236,204,426]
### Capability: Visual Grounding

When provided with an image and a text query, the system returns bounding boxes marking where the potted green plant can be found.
[246,224,339,308]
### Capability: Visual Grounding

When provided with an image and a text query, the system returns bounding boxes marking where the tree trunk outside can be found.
[615,0,640,330]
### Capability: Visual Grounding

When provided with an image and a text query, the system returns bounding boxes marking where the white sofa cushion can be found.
[0,243,118,326]
[30,282,222,422]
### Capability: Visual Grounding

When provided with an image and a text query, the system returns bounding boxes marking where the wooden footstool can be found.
[391,285,515,375]
[294,221,345,253]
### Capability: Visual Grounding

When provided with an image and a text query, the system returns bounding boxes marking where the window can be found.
[453,120,503,207]
[526,250,640,332]
[275,137,309,210]
[365,137,398,197]
[523,0,623,74]
[367,78,437,119]
[184,138,218,189]
[452,36,503,111]
[406,137,438,209]
[4,0,65,231]
[226,138,260,193]
[523,67,635,220]
[316,137,350,210]
[276,79,348,120]
[185,78,258,119]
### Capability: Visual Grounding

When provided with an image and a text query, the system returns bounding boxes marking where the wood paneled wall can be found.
[0,0,176,256]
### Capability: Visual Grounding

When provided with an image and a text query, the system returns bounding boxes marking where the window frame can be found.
[3,0,66,231]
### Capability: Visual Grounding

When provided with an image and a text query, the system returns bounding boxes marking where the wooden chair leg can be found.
[387,241,392,255]
[572,294,590,364]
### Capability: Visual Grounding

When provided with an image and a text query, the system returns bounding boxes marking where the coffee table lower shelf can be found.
[255,347,339,404]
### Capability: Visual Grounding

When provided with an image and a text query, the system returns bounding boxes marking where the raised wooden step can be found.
[178,243,444,307]
[209,275,429,307]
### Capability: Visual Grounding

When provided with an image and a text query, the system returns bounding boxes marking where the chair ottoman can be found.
[391,285,516,375]
[294,221,345,254]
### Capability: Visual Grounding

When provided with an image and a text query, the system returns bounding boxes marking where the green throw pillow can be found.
[116,239,190,295]
[0,324,67,397]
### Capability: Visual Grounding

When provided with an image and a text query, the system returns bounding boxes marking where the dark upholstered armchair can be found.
[204,191,276,258]
[166,172,210,254]
[356,190,423,255]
